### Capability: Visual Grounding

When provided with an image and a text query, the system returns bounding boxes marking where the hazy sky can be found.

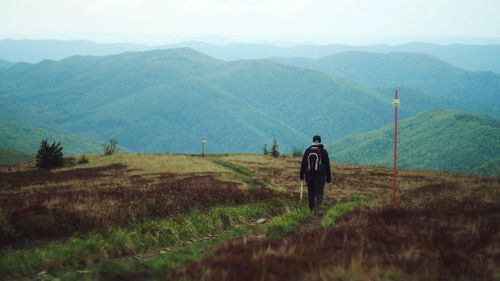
[1,0,499,44]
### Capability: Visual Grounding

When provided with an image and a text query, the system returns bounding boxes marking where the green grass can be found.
[0,202,281,279]
[212,158,265,187]
[59,225,255,281]
[212,158,253,176]
[321,195,370,227]
[266,205,315,239]
[265,196,369,240]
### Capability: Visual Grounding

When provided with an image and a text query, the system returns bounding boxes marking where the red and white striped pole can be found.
[392,88,400,208]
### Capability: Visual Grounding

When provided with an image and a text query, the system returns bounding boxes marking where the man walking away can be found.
[300,135,331,210]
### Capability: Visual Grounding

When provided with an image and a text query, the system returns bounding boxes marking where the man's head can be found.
[312,135,321,143]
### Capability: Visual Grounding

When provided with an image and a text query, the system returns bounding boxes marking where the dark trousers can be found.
[305,174,325,210]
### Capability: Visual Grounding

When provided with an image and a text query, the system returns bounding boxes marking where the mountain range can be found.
[0,44,499,175]
[2,39,500,74]
[169,41,500,74]
[272,52,500,109]
[0,39,147,64]
[0,48,397,152]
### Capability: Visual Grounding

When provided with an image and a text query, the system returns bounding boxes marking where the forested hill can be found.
[0,120,101,155]
[0,59,11,70]
[330,109,500,177]
[272,51,500,107]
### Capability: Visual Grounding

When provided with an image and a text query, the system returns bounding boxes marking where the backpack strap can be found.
[307,146,322,172]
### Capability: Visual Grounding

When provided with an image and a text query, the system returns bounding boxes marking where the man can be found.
[300,135,332,210]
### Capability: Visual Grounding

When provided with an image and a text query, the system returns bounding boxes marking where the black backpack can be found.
[306,147,324,174]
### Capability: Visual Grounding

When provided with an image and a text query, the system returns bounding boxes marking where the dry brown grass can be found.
[0,154,292,248]
[166,158,500,281]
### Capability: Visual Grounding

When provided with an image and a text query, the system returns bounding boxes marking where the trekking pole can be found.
[299,180,303,202]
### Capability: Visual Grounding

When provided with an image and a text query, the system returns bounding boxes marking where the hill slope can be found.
[0,121,101,155]
[273,52,500,108]
[0,59,11,70]
[0,147,33,165]
[330,109,500,176]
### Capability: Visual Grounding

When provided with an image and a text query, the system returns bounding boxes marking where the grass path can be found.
[49,196,369,281]
[211,157,267,188]
[57,225,257,281]
[0,202,284,280]
[164,196,372,280]
[54,205,309,281]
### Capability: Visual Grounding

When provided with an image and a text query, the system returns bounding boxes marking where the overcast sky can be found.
[1,0,499,44]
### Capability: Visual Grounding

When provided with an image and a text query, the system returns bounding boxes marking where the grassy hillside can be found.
[273,52,500,108]
[0,48,394,152]
[0,146,33,165]
[0,120,101,155]
[0,153,498,280]
[331,109,500,176]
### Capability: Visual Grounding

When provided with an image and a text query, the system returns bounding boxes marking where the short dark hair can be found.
[313,135,321,143]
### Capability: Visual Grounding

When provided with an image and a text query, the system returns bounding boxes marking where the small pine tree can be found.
[102,138,119,156]
[36,139,63,169]
[271,139,280,158]
[263,144,268,155]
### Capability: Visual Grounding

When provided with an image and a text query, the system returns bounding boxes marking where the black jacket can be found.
[300,144,331,183]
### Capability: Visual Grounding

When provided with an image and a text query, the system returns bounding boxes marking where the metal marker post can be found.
[392,89,400,208]
[201,138,206,157]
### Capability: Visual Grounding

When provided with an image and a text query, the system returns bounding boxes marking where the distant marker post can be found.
[392,88,400,208]
[201,138,206,157]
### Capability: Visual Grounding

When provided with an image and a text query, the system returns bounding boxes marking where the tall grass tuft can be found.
[266,205,314,239]
[321,195,370,227]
